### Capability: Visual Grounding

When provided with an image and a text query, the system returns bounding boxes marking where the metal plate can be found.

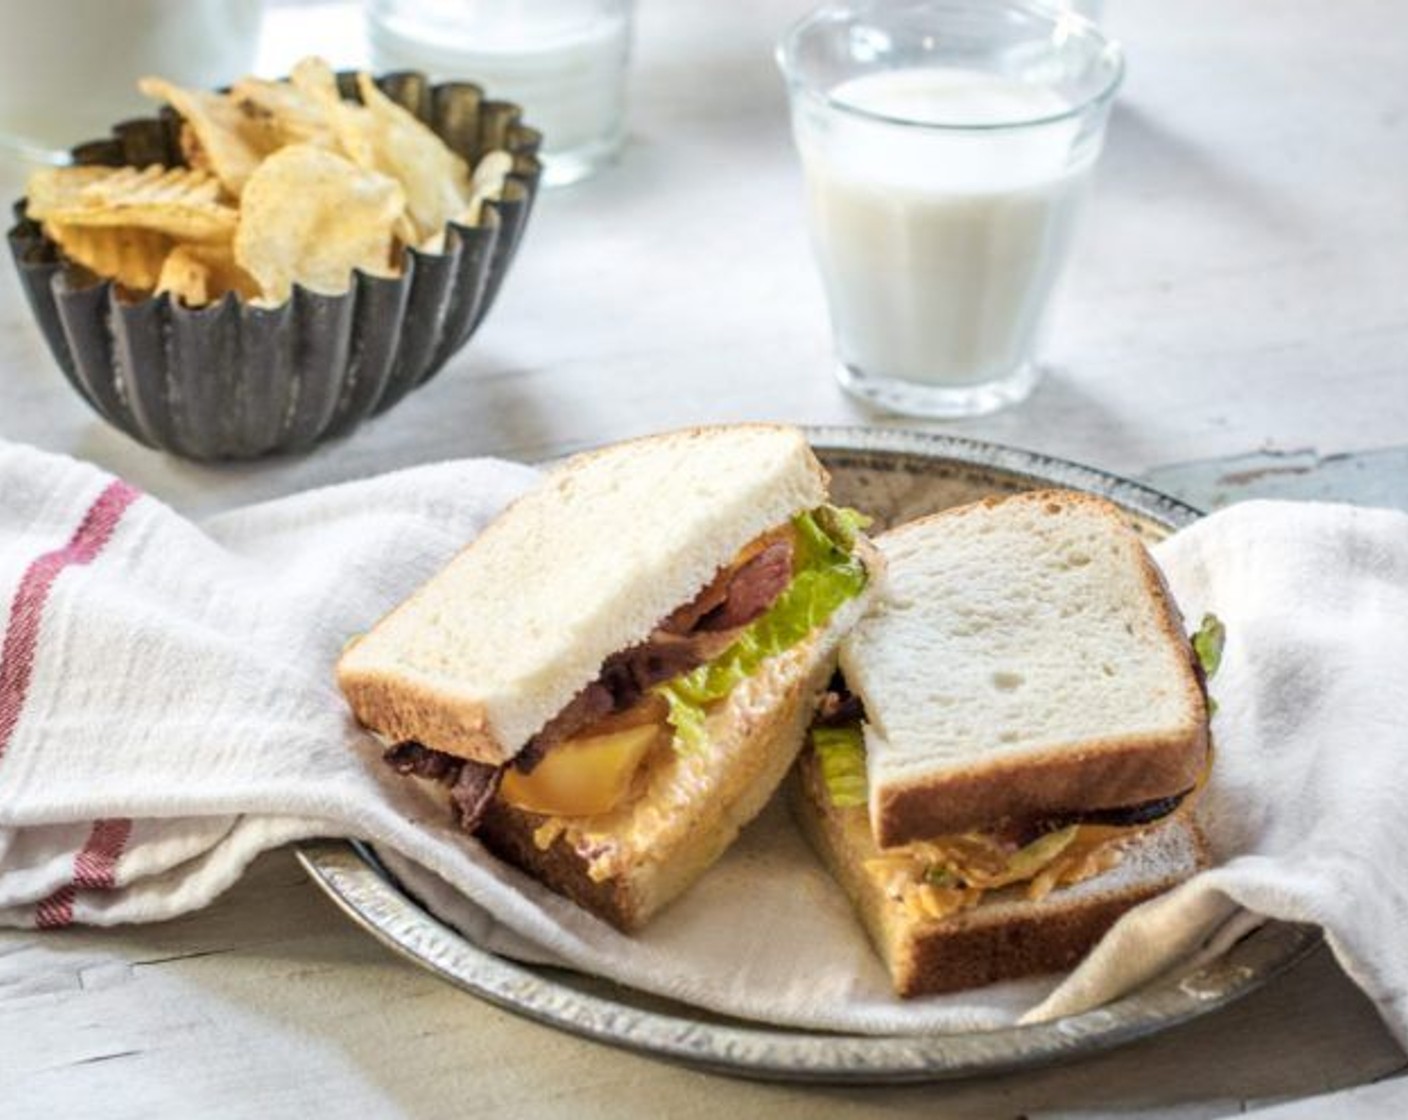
[296,427,1320,1083]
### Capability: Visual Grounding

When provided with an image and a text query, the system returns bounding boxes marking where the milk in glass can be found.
[368,0,631,186]
[795,68,1093,389]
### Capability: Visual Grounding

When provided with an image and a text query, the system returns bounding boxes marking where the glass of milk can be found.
[366,0,633,188]
[778,0,1123,417]
[0,0,263,197]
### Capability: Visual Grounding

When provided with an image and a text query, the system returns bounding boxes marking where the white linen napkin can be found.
[1,439,1405,1042]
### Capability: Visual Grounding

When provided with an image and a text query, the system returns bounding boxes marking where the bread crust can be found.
[893,866,1198,996]
[793,750,1208,996]
[476,627,839,931]
[338,423,830,764]
[863,488,1210,847]
[338,664,507,765]
[873,726,1209,848]
[477,798,642,926]
[477,559,878,931]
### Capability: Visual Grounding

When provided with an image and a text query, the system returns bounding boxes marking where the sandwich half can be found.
[338,423,880,931]
[793,489,1214,996]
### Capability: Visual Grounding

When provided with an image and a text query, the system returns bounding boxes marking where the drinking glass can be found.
[0,0,262,195]
[366,0,633,187]
[777,0,1123,418]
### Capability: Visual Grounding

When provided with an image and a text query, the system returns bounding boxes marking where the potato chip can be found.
[29,165,236,243]
[472,150,514,189]
[349,71,471,244]
[44,222,172,291]
[178,122,210,172]
[194,243,260,300]
[156,243,260,306]
[290,58,378,165]
[30,55,497,302]
[465,149,513,224]
[234,144,406,303]
[179,241,261,302]
[286,62,382,178]
[139,76,278,197]
[289,56,343,104]
[230,75,339,150]
[420,150,514,252]
[24,166,118,217]
[156,244,212,306]
[284,60,421,249]
[84,165,222,209]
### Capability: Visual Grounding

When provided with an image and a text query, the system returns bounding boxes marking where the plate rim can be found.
[296,427,1320,1083]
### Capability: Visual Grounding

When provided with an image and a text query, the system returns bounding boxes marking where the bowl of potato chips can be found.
[7,57,541,460]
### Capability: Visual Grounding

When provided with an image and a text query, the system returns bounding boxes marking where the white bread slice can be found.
[792,748,1207,996]
[478,570,877,931]
[842,490,1209,848]
[338,424,828,765]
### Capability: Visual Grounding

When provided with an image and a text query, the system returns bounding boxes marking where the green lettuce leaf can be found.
[812,724,868,808]
[811,504,873,556]
[656,505,870,753]
[1192,612,1226,678]
[1191,612,1226,716]
[1001,825,1079,883]
[924,866,958,888]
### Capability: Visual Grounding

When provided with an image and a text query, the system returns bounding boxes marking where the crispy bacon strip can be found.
[449,760,503,830]
[382,741,504,831]
[383,528,800,827]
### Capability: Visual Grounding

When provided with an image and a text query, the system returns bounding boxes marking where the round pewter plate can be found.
[296,427,1320,1083]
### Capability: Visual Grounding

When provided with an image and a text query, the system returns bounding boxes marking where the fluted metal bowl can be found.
[7,71,542,460]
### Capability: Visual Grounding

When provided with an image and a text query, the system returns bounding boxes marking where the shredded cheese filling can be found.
[851,743,1213,923]
[865,823,1140,922]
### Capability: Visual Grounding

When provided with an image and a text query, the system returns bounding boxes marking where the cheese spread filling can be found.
[500,505,871,858]
[815,722,1211,922]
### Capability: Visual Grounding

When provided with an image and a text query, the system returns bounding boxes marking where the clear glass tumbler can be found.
[366,0,633,188]
[0,0,262,198]
[777,0,1123,418]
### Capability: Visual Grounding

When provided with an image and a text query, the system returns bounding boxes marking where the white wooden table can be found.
[2,1,1406,1115]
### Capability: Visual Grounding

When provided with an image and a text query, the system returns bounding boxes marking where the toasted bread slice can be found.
[338,424,828,766]
[478,577,876,931]
[842,490,1209,848]
[793,748,1207,996]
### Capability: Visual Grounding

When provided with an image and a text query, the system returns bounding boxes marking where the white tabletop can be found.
[2,1,1406,1115]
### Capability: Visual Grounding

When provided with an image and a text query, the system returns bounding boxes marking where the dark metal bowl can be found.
[6,71,542,461]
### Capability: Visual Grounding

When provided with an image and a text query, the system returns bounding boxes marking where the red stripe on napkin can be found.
[34,887,74,929]
[0,480,140,761]
[35,818,133,929]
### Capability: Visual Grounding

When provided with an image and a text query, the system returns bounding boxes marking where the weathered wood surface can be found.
[0,847,1403,1120]
[2,0,1406,1116]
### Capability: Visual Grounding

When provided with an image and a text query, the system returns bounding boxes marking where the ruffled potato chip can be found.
[28,165,236,243]
[139,76,278,197]
[24,166,114,215]
[27,56,500,303]
[234,144,406,303]
[44,222,172,292]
